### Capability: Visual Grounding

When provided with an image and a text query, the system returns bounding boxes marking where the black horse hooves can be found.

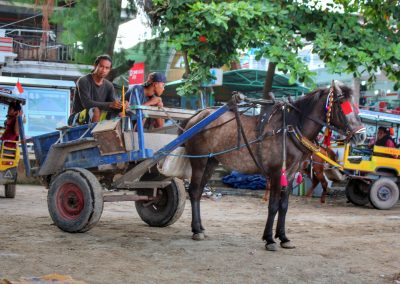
[265,241,296,251]
[192,232,206,240]
[265,243,278,251]
[280,241,296,249]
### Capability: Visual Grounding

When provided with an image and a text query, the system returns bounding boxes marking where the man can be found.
[1,101,22,148]
[375,126,396,148]
[126,72,167,129]
[68,54,126,126]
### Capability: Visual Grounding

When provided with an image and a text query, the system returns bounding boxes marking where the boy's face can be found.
[153,82,165,96]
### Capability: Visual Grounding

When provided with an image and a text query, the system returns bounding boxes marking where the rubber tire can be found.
[345,179,369,206]
[48,168,104,233]
[4,184,16,198]
[369,177,399,210]
[135,178,186,227]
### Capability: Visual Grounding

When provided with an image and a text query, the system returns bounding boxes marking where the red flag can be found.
[13,80,24,95]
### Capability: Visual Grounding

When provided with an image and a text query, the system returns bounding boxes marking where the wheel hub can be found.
[56,183,85,220]
[377,186,391,201]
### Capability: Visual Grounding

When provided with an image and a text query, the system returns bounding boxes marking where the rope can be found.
[159,106,186,132]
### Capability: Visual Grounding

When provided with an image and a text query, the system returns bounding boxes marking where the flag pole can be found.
[121,84,125,117]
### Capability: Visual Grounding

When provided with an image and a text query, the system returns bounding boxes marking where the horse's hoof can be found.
[265,243,278,251]
[280,241,295,249]
[192,233,205,240]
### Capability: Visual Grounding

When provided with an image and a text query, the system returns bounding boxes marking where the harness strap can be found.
[232,103,269,176]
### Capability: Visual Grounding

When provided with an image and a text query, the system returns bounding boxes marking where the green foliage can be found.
[144,0,400,96]
[50,0,137,65]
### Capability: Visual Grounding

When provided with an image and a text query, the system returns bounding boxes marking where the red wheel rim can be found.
[56,183,85,220]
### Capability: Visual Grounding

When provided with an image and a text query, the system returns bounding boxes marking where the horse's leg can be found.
[262,175,281,251]
[275,180,295,249]
[263,177,271,202]
[319,174,328,203]
[189,157,219,240]
[305,173,319,198]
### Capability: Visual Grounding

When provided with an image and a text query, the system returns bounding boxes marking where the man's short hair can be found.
[378,126,390,134]
[143,72,166,87]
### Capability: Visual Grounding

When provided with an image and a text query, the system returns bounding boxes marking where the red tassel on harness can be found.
[323,128,332,147]
[296,172,303,184]
[280,169,288,187]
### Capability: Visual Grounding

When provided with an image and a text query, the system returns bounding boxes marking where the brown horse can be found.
[302,147,338,203]
[182,84,365,251]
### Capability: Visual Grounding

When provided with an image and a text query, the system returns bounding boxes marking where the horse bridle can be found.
[326,84,365,141]
[287,83,365,141]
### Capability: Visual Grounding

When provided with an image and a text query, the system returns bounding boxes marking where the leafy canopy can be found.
[145,0,400,96]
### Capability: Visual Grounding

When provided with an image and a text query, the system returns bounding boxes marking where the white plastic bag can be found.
[157,147,192,179]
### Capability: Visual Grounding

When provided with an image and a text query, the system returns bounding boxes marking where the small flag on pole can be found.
[13,80,24,95]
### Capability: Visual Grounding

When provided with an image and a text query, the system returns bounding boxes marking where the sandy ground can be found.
[0,185,399,284]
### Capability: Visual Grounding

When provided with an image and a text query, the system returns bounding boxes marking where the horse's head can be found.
[327,82,366,145]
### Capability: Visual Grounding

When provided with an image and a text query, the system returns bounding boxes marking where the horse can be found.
[182,83,366,251]
[302,147,338,203]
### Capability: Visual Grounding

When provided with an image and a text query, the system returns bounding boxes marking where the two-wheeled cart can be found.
[23,94,243,232]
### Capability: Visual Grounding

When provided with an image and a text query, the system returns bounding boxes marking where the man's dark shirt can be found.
[71,74,115,114]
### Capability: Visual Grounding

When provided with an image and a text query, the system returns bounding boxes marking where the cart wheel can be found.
[48,168,104,232]
[369,178,399,210]
[135,178,186,227]
[345,179,369,206]
[4,184,16,198]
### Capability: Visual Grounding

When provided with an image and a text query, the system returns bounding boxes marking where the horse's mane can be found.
[292,85,354,114]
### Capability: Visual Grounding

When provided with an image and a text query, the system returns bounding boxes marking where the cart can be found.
[24,94,243,232]
[327,110,400,210]
[0,88,26,198]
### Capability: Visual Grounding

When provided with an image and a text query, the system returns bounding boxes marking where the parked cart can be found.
[23,94,243,232]
[0,88,26,198]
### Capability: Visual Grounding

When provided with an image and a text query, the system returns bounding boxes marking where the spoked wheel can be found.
[135,178,186,227]
[48,168,103,232]
[369,178,399,210]
[345,179,370,206]
[4,184,16,198]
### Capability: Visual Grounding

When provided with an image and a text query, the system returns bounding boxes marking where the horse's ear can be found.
[332,80,343,98]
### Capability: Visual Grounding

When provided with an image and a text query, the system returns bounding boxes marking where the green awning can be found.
[165,69,309,100]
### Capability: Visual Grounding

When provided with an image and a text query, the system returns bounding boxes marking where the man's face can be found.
[377,129,385,140]
[93,59,112,78]
[7,107,18,117]
[153,82,165,96]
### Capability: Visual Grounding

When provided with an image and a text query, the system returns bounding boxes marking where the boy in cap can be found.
[126,72,166,129]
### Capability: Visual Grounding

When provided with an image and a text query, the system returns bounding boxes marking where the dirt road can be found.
[0,185,399,284]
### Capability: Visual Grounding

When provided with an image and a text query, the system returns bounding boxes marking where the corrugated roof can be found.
[0,76,75,88]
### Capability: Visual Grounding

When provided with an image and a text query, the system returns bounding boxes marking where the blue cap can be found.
[144,72,166,86]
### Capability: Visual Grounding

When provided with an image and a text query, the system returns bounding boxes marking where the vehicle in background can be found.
[0,88,26,198]
[328,110,400,210]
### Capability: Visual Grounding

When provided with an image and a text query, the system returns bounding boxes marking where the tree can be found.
[141,0,400,98]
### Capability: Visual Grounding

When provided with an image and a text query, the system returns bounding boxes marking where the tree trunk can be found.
[263,61,276,99]
[99,0,122,56]
[107,59,135,82]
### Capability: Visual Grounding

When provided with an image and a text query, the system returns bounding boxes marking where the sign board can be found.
[128,62,145,85]
[202,68,223,87]
[0,37,13,53]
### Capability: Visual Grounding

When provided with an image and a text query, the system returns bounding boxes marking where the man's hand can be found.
[109,100,123,109]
